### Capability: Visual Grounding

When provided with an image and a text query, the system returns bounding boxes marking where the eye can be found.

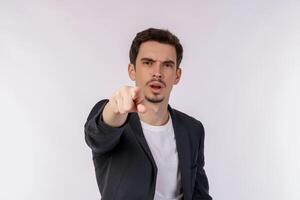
[143,60,152,66]
[164,63,174,68]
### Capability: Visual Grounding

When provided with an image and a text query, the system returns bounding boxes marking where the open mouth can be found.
[149,83,163,93]
[147,80,166,94]
[150,85,162,89]
[148,82,164,93]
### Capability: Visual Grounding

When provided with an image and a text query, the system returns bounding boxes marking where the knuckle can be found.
[124,104,131,112]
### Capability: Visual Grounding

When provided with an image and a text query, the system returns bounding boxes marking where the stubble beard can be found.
[145,95,164,104]
[144,78,167,104]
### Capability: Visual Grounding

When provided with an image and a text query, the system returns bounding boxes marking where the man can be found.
[84,28,212,200]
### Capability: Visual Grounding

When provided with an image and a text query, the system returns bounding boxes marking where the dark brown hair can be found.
[129,28,183,68]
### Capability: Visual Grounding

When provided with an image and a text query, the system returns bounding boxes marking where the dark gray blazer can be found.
[84,99,212,200]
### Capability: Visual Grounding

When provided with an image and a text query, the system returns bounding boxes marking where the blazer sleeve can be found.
[192,123,213,200]
[84,99,128,154]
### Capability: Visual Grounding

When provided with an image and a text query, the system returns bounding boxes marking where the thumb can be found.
[137,103,147,113]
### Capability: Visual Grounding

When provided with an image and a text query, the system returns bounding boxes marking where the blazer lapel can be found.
[127,112,158,196]
[128,112,157,168]
[169,105,192,199]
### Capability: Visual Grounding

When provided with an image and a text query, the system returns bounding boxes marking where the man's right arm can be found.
[84,86,146,154]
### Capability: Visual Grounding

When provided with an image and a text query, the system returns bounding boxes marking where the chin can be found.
[145,95,164,104]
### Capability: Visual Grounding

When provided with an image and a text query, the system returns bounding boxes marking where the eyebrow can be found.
[140,57,175,65]
[141,57,155,62]
[162,60,175,65]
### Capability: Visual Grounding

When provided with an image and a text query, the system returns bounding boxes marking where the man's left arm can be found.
[192,123,213,200]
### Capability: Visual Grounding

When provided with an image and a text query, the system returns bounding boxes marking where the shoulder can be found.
[86,99,109,121]
[171,108,205,133]
[172,108,204,127]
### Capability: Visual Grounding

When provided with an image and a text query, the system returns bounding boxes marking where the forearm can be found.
[192,123,212,200]
[84,99,126,154]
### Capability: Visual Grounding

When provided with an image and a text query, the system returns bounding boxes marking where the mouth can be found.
[148,81,164,93]
[150,85,162,89]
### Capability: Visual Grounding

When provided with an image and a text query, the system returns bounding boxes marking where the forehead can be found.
[137,41,177,62]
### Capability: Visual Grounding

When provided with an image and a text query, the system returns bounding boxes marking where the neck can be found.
[138,100,169,126]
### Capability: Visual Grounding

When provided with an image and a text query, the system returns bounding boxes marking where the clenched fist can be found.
[102,86,147,127]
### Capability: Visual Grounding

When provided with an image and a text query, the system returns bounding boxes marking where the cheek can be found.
[135,77,147,86]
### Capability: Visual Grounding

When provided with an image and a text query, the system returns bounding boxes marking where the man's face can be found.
[128,41,182,104]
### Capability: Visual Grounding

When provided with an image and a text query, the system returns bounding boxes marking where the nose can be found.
[152,61,163,79]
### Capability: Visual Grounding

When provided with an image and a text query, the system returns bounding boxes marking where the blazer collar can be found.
[128,105,192,199]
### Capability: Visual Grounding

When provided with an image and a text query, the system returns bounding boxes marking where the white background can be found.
[1,0,299,199]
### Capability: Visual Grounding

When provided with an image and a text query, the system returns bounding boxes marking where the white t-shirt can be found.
[140,115,183,200]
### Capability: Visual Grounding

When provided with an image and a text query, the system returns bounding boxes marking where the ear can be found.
[174,67,182,85]
[128,64,136,81]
